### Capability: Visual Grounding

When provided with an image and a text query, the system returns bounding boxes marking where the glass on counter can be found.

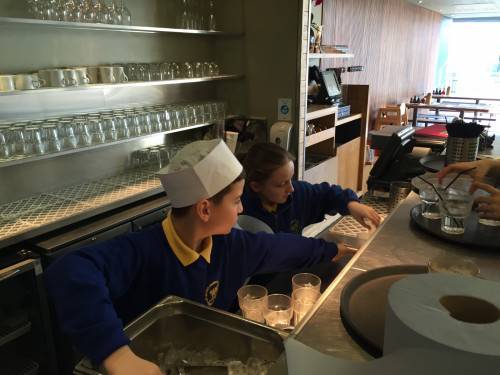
[263,294,293,330]
[292,287,320,326]
[237,285,268,323]
[438,188,473,235]
[291,272,321,292]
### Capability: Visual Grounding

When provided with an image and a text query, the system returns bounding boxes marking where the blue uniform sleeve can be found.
[229,229,339,277]
[294,180,359,224]
[44,236,144,366]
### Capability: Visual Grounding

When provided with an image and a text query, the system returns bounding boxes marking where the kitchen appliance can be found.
[270,121,293,151]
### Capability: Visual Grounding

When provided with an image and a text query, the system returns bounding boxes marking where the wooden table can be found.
[405,102,490,127]
[432,95,500,104]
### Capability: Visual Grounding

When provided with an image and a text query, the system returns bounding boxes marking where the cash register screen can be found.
[322,70,341,97]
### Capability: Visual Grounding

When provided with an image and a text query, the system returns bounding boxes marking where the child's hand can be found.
[104,346,164,375]
[333,243,356,261]
[471,182,500,220]
[347,201,381,228]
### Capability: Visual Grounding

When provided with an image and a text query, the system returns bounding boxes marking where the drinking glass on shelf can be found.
[0,126,11,158]
[93,0,110,23]
[203,102,214,122]
[119,0,132,25]
[208,0,216,30]
[87,119,106,144]
[137,111,153,134]
[202,61,211,77]
[73,120,92,147]
[237,285,268,323]
[177,0,190,29]
[22,127,44,155]
[264,294,293,329]
[126,111,142,137]
[82,0,96,22]
[292,273,321,292]
[193,62,202,78]
[57,120,79,149]
[9,127,26,156]
[149,110,163,133]
[209,62,220,76]
[183,105,196,125]
[101,116,118,141]
[62,0,77,22]
[292,287,320,326]
[40,124,62,153]
[114,115,131,139]
[182,62,194,79]
[149,149,163,170]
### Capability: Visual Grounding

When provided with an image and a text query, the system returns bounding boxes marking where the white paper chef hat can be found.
[158,139,243,208]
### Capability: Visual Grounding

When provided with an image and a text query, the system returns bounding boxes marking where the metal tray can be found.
[419,154,445,173]
[410,205,499,250]
[340,265,427,357]
[74,296,287,375]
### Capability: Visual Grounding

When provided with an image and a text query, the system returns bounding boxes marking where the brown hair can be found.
[242,142,295,184]
[171,171,245,218]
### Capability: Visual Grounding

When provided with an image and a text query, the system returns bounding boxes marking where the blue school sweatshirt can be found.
[45,220,338,366]
[241,180,359,234]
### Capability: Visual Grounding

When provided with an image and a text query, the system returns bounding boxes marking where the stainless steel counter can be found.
[293,192,500,361]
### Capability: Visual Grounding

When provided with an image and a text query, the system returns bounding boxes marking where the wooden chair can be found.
[374,103,408,130]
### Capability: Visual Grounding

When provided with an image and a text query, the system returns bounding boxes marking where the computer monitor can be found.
[321,69,342,103]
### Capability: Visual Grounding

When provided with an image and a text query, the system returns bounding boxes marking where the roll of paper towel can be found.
[384,273,500,370]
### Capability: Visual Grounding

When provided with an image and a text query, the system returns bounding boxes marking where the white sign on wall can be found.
[277,98,292,121]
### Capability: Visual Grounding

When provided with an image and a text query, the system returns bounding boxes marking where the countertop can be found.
[293,192,500,361]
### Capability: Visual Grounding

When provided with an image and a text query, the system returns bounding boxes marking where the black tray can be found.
[340,265,427,358]
[410,205,499,250]
[419,154,445,173]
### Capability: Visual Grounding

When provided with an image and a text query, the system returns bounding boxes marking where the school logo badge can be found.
[205,280,219,306]
[290,219,300,234]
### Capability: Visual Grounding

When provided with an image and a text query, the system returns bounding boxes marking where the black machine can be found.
[308,65,343,105]
[367,126,426,191]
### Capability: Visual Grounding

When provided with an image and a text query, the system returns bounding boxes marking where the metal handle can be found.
[0,269,20,282]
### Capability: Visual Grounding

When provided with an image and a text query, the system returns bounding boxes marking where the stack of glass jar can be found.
[124,62,220,81]
[0,101,225,161]
[27,0,132,26]
[131,141,192,171]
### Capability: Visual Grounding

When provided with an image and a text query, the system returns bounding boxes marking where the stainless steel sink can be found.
[74,296,288,374]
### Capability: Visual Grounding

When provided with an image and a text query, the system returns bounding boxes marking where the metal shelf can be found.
[309,53,354,59]
[0,16,243,36]
[0,74,244,98]
[0,121,217,169]
[0,321,32,348]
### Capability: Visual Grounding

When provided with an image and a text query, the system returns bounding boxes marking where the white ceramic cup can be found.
[62,69,79,87]
[98,66,116,83]
[0,75,16,92]
[73,67,91,85]
[38,69,67,87]
[14,74,42,90]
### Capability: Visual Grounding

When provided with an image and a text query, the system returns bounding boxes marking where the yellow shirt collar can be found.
[262,201,278,214]
[162,214,213,267]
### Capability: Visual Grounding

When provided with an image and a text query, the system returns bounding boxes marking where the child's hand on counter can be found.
[103,346,164,375]
[333,243,357,261]
[347,201,381,228]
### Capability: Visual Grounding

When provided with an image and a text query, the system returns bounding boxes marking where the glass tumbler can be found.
[438,188,473,235]
[237,285,268,323]
[40,124,62,153]
[264,294,293,329]
[419,186,440,220]
[292,273,321,292]
[292,287,321,326]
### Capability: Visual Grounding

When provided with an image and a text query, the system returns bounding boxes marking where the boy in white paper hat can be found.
[46,139,348,375]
